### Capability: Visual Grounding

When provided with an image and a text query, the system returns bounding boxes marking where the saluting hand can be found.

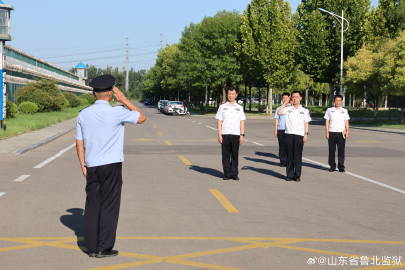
[113,86,125,102]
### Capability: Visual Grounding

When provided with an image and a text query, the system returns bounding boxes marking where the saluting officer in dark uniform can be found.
[324,94,350,172]
[75,75,146,258]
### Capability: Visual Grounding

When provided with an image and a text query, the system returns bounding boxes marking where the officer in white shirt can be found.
[324,94,350,172]
[216,87,246,181]
[75,75,146,258]
[278,91,311,182]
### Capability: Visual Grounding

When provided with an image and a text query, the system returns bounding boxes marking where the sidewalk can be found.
[0,118,76,154]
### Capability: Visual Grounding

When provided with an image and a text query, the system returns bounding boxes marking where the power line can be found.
[52,51,158,64]
[41,44,160,59]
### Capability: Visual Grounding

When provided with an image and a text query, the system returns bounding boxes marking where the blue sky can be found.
[7,0,378,72]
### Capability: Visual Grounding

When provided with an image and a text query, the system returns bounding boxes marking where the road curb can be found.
[350,126,405,135]
[15,127,75,155]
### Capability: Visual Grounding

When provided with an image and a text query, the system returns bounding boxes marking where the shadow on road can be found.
[241,166,286,181]
[60,208,87,254]
[255,151,279,159]
[252,152,329,172]
[244,157,279,166]
[189,165,223,179]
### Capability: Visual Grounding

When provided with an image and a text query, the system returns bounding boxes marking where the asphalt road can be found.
[0,103,404,270]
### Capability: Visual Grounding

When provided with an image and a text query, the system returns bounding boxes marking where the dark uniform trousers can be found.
[285,134,304,179]
[277,130,288,166]
[84,162,122,253]
[328,132,346,170]
[221,135,240,178]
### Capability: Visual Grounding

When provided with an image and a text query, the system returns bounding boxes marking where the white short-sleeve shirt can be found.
[324,107,350,132]
[215,102,246,135]
[282,105,311,136]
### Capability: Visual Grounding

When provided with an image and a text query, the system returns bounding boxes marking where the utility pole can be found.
[125,37,129,93]
[318,8,349,105]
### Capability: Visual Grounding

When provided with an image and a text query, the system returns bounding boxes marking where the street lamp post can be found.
[318,8,349,105]
[0,0,13,129]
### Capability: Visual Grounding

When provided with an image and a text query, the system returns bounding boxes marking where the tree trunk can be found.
[305,89,309,107]
[258,88,261,112]
[266,84,273,115]
[266,85,270,114]
[204,85,208,108]
[249,85,252,112]
[401,107,404,124]
[319,94,322,107]
[222,85,226,104]
[243,84,247,111]
[373,96,379,121]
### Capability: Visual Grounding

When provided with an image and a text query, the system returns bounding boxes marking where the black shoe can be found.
[280,163,287,167]
[339,169,345,173]
[233,176,240,181]
[286,177,294,181]
[223,177,230,180]
[295,177,301,182]
[88,252,96,258]
[328,168,335,172]
[95,250,119,258]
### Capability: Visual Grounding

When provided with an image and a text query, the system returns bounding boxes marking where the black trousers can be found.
[285,134,304,179]
[84,162,122,253]
[221,135,240,178]
[328,132,346,170]
[277,130,288,165]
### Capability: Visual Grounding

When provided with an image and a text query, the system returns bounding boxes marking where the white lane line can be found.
[0,192,5,197]
[301,157,405,195]
[252,141,405,195]
[205,125,217,131]
[14,175,30,183]
[34,143,75,169]
[252,141,264,146]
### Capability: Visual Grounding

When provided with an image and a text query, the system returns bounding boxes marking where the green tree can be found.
[298,0,370,89]
[239,0,296,114]
[296,8,331,82]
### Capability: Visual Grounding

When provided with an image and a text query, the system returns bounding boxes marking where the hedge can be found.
[18,101,39,114]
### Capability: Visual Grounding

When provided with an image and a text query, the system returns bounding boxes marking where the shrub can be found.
[16,87,54,112]
[18,101,39,114]
[16,80,66,111]
[78,96,88,105]
[6,100,18,118]
[63,92,81,107]
[79,93,95,105]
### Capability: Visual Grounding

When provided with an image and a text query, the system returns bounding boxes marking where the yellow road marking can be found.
[178,155,192,166]
[209,189,239,213]
[164,140,173,146]
[1,237,405,270]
